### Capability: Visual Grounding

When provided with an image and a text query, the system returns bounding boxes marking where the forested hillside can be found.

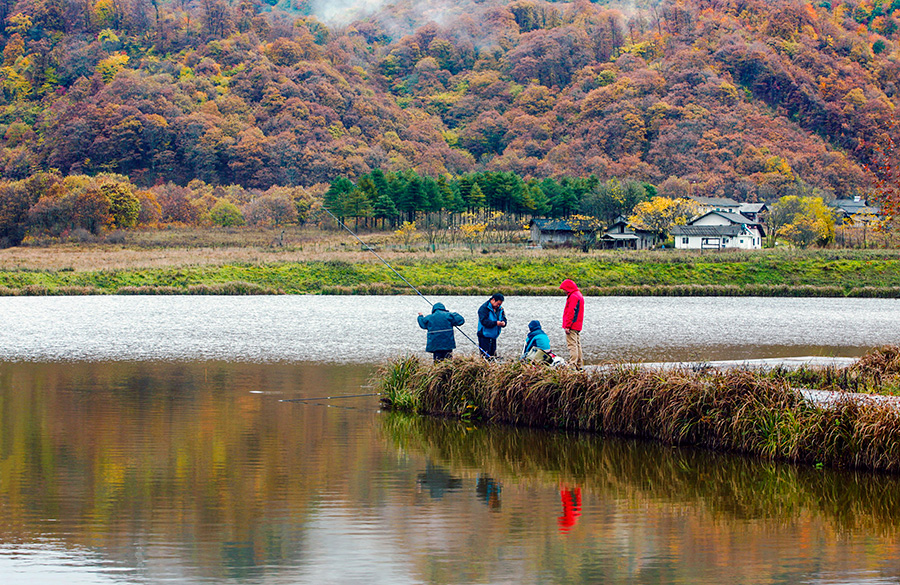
[1,0,898,202]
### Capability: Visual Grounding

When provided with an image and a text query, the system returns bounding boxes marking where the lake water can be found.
[2,295,900,363]
[3,295,900,584]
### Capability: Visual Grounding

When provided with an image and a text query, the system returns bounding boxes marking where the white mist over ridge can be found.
[310,0,490,29]
[310,0,391,24]
[306,0,643,41]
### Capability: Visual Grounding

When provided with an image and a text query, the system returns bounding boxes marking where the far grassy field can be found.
[1,227,899,296]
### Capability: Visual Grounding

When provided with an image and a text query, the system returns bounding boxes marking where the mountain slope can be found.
[0,0,897,201]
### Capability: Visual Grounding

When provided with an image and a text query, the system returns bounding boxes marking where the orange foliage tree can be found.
[867,119,900,230]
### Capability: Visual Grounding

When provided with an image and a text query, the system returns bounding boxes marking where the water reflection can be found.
[475,476,501,510]
[557,487,581,534]
[382,413,900,532]
[417,462,463,499]
[2,360,900,583]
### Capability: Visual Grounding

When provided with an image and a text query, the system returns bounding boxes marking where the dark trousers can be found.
[433,350,452,363]
[477,333,497,359]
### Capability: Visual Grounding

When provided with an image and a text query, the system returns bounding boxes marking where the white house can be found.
[671,211,765,250]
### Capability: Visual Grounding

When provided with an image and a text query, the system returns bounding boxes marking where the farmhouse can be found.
[598,218,658,250]
[831,198,881,226]
[671,211,765,250]
[690,196,742,215]
[738,202,767,222]
[529,218,576,246]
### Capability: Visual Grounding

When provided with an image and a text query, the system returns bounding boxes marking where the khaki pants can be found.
[565,329,583,369]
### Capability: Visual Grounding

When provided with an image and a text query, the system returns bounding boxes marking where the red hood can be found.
[559,279,579,293]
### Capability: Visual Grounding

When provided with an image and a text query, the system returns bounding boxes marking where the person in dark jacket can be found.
[418,302,465,362]
[560,279,584,368]
[476,293,506,359]
[521,320,551,361]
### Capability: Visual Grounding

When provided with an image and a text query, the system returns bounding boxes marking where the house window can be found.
[682,237,688,244]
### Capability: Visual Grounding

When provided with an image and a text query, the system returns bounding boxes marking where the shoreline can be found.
[375,348,900,473]
[2,282,900,298]
[2,260,900,298]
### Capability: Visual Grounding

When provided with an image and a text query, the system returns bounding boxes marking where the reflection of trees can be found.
[381,412,900,535]
[0,361,379,572]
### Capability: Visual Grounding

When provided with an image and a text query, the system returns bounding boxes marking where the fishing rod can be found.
[319,206,491,358]
[321,206,432,302]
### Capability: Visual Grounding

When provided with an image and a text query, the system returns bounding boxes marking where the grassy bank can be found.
[375,347,900,472]
[2,247,900,296]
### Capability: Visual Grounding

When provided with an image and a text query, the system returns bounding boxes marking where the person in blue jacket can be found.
[477,292,507,359]
[418,302,465,362]
[521,320,551,360]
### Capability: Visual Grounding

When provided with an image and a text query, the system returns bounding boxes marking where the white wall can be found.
[675,233,762,250]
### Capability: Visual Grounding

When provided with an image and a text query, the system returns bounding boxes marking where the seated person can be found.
[521,320,552,363]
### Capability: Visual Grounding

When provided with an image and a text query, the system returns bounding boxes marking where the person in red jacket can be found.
[560,279,584,368]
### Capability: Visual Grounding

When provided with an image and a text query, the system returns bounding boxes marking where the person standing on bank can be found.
[560,279,584,369]
[477,293,507,359]
[418,303,465,362]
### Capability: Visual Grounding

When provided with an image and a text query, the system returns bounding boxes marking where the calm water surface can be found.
[2,296,900,584]
[2,295,900,362]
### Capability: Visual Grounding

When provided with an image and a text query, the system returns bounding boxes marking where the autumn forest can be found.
[0,0,899,245]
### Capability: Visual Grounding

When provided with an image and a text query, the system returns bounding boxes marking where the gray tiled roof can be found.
[671,225,744,236]
[530,218,574,232]
[707,211,758,225]
[691,196,741,207]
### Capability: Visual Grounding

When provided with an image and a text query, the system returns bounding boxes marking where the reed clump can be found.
[375,350,900,472]
[764,346,900,396]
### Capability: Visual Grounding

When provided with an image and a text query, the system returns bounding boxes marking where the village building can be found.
[831,198,881,226]
[671,211,765,250]
[529,218,576,246]
[598,217,658,250]
[690,196,742,215]
[738,202,767,223]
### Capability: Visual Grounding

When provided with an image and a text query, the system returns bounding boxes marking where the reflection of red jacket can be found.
[558,487,582,533]
[560,279,584,332]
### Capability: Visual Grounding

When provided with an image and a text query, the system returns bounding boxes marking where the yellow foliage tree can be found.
[773,196,835,248]
[629,197,699,242]
[97,52,129,83]
[567,214,603,252]
[395,221,419,248]
[459,212,487,252]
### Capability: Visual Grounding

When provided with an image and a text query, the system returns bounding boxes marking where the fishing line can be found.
[320,206,490,357]
[280,392,381,402]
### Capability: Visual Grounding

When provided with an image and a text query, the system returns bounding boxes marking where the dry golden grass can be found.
[0,226,567,271]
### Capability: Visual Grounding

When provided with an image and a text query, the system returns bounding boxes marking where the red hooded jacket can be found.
[560,279,584,332]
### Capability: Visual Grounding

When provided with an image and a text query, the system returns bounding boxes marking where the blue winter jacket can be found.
[418,303,465,352]
[477,300,506,339]
[522,320,551,357]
